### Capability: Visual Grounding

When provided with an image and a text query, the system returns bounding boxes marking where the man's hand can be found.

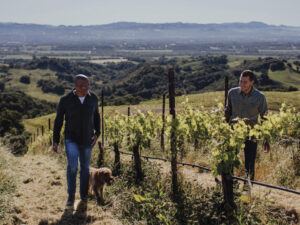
[53,142,62,154]
[263,140,270,153]
[91,135,98,148]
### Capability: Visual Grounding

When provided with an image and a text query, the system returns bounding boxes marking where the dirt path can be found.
[11,153,122,225]
[135,156,300,213]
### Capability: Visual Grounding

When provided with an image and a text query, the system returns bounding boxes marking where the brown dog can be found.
[88,167,113,203]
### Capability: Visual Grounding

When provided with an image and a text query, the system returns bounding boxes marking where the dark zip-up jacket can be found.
[53,89,100,146]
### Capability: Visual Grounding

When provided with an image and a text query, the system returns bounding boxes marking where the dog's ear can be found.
[95,171,103,180]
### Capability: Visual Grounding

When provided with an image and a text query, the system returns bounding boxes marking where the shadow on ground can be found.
[38,200,92,225]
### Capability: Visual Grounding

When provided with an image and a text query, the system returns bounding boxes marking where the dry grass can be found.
[0,145,16,224]
[1,145,121,225]
[88,58,128,64]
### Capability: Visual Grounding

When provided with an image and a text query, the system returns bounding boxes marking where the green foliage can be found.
[0,110,24,137]
[0,110,31,155]
[0,92,55,155]
[37,79,65,95]
[105,163,178,224]
[202,55,228,65]
[0,91,56,119]
[103,102,299,183]
[105,112,128,147]
[2,132,30,155]
[127,110,160,150]
[103,160,297,224]
[270,61,285,71]
[5,56,297,105]
[0,82,4,92]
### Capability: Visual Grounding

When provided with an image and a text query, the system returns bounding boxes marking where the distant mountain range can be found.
[1,21,300,44]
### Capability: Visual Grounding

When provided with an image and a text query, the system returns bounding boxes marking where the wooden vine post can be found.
[222,75,234,208]
[169,68,179,200]
[161,93,166,151]
[97,89,105,167]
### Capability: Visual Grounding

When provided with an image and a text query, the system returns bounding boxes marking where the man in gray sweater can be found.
[225,70,268,181]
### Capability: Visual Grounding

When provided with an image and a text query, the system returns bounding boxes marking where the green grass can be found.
[259,49,300,55]
[115,90,300,113]
[23,113,56,135]
[265,91,300,111]
[6,69,64,103]
[227,55,259,68]
[268,68,300,89]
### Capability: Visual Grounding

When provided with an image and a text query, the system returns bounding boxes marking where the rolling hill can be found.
[1,21,300,44]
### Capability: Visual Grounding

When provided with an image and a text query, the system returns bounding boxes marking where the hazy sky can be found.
[0,0,299,26]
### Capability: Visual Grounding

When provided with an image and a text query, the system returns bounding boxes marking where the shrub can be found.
[37,79,65,95]
[0,82,4,92]
[19,75,30,84]
[0,110,24,137]
[0,91,56,119]
[287,86,298,92]
[3,132,30,155]
[270,61,285,71]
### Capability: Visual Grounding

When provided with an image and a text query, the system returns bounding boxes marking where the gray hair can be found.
[74,74,89,83]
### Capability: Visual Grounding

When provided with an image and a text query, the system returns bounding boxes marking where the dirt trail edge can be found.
[11,153,122,225]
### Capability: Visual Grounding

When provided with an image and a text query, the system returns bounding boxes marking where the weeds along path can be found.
[11,152,122,225]
[122,154,300,213]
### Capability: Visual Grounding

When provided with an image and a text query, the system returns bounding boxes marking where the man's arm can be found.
[53,98,65,153]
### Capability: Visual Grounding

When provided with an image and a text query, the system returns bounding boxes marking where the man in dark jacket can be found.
[53,74,100,206]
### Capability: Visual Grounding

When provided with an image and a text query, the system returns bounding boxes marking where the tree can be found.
[270,61,285,71]
[0,82,4,92]
[0,110,24,137]
[20,75,31,84]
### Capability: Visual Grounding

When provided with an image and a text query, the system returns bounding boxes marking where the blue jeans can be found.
[65,139,92,199]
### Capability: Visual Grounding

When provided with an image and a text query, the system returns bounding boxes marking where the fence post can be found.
[222,75,234,208]
[97,141,104,167]
[133,139,143,183]
[101,89,104,147]
[161,93,166,151]
[169,68,179,200]
[36,128,39,137]
[98,90,104,167]
[113,142,121,175]
[48,118,51,131]
[127,106,130,145]
[42,126,44,136]
[48,118,52,145]
[225,76,229,106]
